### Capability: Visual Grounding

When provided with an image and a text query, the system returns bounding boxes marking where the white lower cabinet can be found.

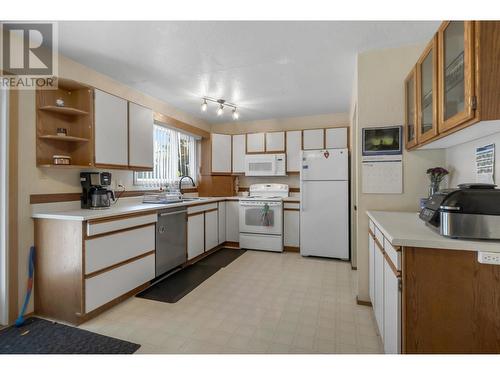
[225,201,240,243]
[188,213,205,260]
[85,254,155,313]
[383,261,401,354]
[369,219,402,354]
[284,210,300,247]
[368,231,375,304]
[205,210,218,251]
[218,201,226,244]
[374,238,385,340]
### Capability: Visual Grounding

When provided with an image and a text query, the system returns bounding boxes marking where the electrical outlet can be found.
[477,252,500,265]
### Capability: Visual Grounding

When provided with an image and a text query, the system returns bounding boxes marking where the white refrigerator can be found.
[300,149,349,259]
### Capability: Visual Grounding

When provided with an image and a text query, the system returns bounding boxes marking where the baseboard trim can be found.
[351,266,357,270]
[356,296,373,307]
[284,246,300,253]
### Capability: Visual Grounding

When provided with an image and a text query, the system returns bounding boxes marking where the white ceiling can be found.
[58,21,440,123]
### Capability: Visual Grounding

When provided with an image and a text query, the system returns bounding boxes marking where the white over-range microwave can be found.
[244,154,286,176]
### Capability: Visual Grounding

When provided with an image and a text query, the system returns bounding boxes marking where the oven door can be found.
[239,200,283,235]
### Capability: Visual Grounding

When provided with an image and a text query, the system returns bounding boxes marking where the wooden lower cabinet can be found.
[34,215,157,325]
[368,219,500,353]
[403,247,500,353]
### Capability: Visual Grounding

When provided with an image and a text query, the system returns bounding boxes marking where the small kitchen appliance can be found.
[80,172,115,209]
[300,149,349,259]
[239,183,289,252]
[245,154,286,176]
[419,183,500,239]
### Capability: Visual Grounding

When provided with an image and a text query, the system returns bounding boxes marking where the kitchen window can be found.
[135,124,197,187]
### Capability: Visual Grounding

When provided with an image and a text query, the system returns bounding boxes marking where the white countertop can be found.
[367,210,500,253]
[32,196,300,221]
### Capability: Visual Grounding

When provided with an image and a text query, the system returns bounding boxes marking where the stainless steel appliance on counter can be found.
[156,206,187,277]
[419,183,500,239]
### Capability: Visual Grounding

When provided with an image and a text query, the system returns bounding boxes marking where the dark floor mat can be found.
[137,248,246,304]
[136,263,220,303]
[196,248,246,268]
[0,317,140,354]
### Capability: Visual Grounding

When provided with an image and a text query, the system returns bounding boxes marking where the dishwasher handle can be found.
[159,210,187,217]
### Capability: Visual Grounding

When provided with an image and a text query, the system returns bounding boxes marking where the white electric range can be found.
[239,183,289,252]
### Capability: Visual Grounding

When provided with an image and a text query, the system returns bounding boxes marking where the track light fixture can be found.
[200,97,239,120]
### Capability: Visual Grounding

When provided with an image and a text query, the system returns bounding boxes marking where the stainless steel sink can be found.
[181,197,208,202]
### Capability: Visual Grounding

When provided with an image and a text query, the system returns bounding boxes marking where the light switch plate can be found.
[477,252,500,265]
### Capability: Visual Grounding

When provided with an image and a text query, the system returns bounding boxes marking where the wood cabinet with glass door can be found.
[437,21,476,133]
[404,67,418,149]
[416,34,439,143]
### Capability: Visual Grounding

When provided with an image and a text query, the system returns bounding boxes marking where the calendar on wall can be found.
[362,161,403,194]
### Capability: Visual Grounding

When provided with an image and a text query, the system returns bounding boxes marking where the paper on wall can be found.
[476,144,495,184]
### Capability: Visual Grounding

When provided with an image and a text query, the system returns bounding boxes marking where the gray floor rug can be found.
[0,317,140,354]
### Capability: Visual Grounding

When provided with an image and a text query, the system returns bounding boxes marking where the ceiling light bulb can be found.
[201,99,207,112]
[217,104,224,116]
[232,108,239,120]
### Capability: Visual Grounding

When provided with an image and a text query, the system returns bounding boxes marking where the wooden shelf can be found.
[39,105,89,116]
[38,164,93,169]
[39,135,90,143]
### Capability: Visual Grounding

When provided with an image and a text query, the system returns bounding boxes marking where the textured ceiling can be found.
[58,21,440,123]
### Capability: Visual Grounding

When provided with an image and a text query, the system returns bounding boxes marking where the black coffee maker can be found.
[80,172,115,209]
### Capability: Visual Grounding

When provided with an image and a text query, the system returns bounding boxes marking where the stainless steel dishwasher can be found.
[155,206,187,277]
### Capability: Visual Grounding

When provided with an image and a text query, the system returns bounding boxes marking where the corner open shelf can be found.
[39,105,90,116]
[36,78,94,168]
[38,134,90,143]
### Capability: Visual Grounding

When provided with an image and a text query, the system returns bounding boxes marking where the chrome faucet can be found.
[178,175,196,193]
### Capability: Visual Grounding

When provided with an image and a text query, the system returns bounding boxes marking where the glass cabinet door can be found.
[417,35,438,143]
[405,67,417,149]
[438,21,475,132]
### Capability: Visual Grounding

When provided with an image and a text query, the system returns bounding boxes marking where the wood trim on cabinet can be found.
[8,89,19,323]
[87,211,157,225]
[437,21,476,134]
[203,208,218,214]
[284,246,300,253]
[383,251,401,278]
[223,241,240,248]
[283,208,300,212]
[416,34,439,144]
[94,163,130,170]
[404,66,418,149]
[187,211,205,218]
[374,237,384,252]
[368,228,375,239]
[84,250,155,279]
[85,222,155,240]
[78,281,151,324]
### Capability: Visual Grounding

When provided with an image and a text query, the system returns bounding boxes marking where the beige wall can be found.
[354,45,446,301]
[212,113,350,188]
[446,131,500,187]
[15,53,211,315]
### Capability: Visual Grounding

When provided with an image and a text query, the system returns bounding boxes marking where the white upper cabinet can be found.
[266,132,285,152]
[325,128,348,149]
[302,129,324,150]
[128,102,153,169]
[211,133,232,173]
[286,130,302,172]
[232,134,246,173]
[246,132,265,153]
[94,90,128,166]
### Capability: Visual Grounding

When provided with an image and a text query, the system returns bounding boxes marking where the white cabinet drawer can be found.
[384,238,401,270]
[187,202,218,214]
[284,202,300,210]
[87,213,157,236]
[85,225,155,274]
[85,254,154,313]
